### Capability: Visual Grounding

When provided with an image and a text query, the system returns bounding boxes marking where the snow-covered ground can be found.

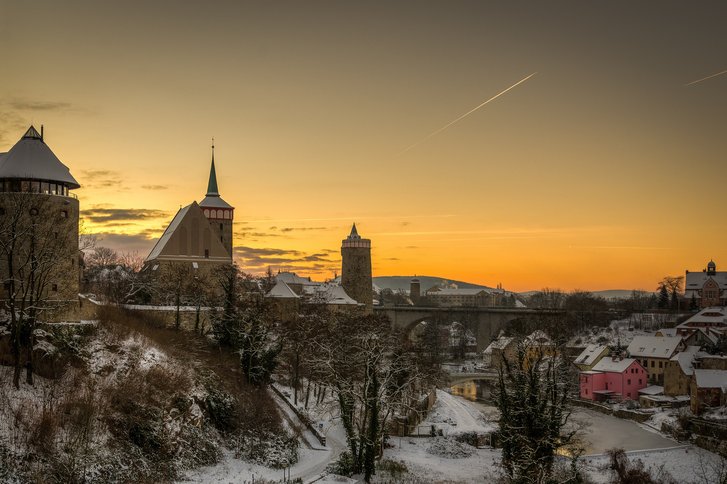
[185,381,348,484]
[418,389,497,436]
[580,446,725,484]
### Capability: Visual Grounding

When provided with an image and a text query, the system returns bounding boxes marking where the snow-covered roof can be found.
[669,346,702,376]
[627,336,682,359]
[483,337,514,355]
[685,270,727,291]
[693,369,727,391]
[309,284,359,305]
[638,385,664,395]
[0,126,80,188]
[677,307,727,329]
[574,344,608,366]
[656,328,679,337]
[591,357,640,373]
[525,330,552,345]
[278,271,320,287]
[266,280,299,299]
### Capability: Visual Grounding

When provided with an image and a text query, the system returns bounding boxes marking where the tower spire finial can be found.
[206,138,219,197]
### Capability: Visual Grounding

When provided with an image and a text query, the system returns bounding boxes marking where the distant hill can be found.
[374,278,649,300]
[373,275,492,293]
[518,289,654,300]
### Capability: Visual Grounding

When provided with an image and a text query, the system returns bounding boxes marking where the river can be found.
[450,379,677,455]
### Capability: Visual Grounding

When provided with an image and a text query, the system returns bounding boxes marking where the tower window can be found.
[220,223,223,230]
[60,210,68,218]
[204,249,209,258]
[52,284,58,292]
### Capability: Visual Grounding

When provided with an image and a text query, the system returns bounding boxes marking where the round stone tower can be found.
[341,223,372,309]
[199,143,234,258]
[0,126,81,310]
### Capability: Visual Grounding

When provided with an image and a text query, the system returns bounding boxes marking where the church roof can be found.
[145,201,231,263]
[0,126,80,188]
[200,195,233,208]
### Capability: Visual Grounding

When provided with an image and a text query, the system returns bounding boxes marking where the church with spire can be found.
[144,143,234,272]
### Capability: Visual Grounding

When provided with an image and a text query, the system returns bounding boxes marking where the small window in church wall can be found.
[212,209,218,219]
[204,210,209,217]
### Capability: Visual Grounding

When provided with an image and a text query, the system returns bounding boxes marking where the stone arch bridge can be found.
[374,306,564,351]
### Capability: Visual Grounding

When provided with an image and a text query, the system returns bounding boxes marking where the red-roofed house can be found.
[579,357,648,402]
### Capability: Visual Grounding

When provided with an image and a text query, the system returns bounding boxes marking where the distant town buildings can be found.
[684,260,727,308]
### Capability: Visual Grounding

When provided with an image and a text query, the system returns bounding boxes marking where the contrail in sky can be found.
[399,72,537,155]
[685,69,727,86]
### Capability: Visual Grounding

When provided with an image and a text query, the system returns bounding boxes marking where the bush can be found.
[328,451,356,476]
[377,458,409,480]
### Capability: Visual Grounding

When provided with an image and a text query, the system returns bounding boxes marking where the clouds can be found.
[86,232,157,255]
[84,207,170,224]
[234,245,339,276]
[0,98,87,144]
[6,100,74,111]
[81,170,125,189]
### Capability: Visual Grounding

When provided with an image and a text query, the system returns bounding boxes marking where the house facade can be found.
[684,260,727,308]
[627,336,684,385]
[579,357,648,401]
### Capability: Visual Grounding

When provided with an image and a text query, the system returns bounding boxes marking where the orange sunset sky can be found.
[1,1,725,292]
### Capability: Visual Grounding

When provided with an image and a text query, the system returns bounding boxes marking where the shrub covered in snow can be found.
[426,437,476,458]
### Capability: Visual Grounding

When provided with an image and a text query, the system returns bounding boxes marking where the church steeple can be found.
[206,140,219,197]
[199,139,234,258]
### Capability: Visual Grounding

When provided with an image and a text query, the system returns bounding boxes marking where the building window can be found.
[639,379,642,385]
[52,284,58,292]
[204,249,209,258]
[658,361,663,369]
[650,361,655,368]
[627,379,631,385]
[60,210,68,218]
[219,223,223,230]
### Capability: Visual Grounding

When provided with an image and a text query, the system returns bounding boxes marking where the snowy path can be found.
[184,390,345,484]
[420,389,496,436]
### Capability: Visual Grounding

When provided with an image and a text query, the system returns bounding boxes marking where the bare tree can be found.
[310,311,430,482]
[0,193,79,388]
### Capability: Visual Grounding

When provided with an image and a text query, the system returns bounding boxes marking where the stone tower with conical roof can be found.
[341,223,372,309]
[199,143,234,257]
[0,126,81,311]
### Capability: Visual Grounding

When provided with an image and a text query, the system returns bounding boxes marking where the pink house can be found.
[579,357,648,402]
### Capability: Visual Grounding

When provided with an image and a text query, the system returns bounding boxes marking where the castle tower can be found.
[0,126,81,311]
[199,142,234,257]
[341,223,372,309]
[410,278,421,304]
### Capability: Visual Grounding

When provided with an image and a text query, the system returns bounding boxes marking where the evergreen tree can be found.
[658,285,669,309]
[495,342,578,483]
